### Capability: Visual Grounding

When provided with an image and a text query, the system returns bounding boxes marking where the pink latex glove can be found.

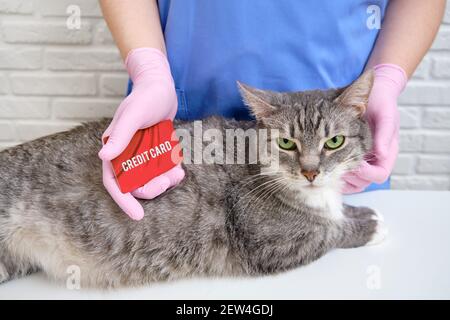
[99,48,185,220]
[342,64,407,194]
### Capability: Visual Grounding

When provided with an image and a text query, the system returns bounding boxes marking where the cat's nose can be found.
[301,169,320,182]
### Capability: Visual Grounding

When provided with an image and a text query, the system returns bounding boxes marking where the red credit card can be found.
[103,120,182,193]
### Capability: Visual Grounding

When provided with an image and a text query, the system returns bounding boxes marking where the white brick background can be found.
[0,0,450,190]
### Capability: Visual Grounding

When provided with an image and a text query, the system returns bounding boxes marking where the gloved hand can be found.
[99,48,185,220]
[342,64,407,194]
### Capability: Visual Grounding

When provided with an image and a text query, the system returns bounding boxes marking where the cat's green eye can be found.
[277,138,297,151]
[324,135,345,150]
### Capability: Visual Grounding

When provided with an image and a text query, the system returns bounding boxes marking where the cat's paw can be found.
[343,205,382,221]
[369,209,384,222]
[366,220,388,246]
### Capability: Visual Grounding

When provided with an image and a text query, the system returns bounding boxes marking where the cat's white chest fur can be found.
[301,187,344,220]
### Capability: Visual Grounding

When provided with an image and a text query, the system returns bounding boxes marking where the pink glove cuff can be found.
[125,47,173,84]
[372,63,408,97]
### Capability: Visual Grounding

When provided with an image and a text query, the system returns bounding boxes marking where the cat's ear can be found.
[237,81,279,119]
[334,70,374,116]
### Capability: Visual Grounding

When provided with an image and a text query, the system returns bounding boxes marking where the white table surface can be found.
[0,190,449,300]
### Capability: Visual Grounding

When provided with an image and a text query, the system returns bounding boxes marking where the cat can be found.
[0,70,386,288]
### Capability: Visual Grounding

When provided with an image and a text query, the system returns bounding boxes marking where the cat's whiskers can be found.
[234,170,289,191]
[252,180,290,213]
[237,176,287,204]
[241,170,287,181]
[240,178,290,213]
[228,171,292,213]
[251,177,289,205]
[340,152,369,170]
[264,180,293,215]
[232,176,288,212]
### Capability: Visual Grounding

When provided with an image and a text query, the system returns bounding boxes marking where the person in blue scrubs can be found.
[99,0,445,219]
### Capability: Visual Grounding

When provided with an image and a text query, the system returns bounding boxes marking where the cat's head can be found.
[238,70,373,191]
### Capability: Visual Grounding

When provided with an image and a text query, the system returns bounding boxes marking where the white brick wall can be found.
[0,0,450,190]
[0,0,125,148]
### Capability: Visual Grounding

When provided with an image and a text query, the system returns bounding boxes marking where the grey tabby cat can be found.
[0,70,386,288]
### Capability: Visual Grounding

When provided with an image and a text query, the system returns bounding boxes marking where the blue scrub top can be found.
[156,0,388,120]
[128,0,390,190]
